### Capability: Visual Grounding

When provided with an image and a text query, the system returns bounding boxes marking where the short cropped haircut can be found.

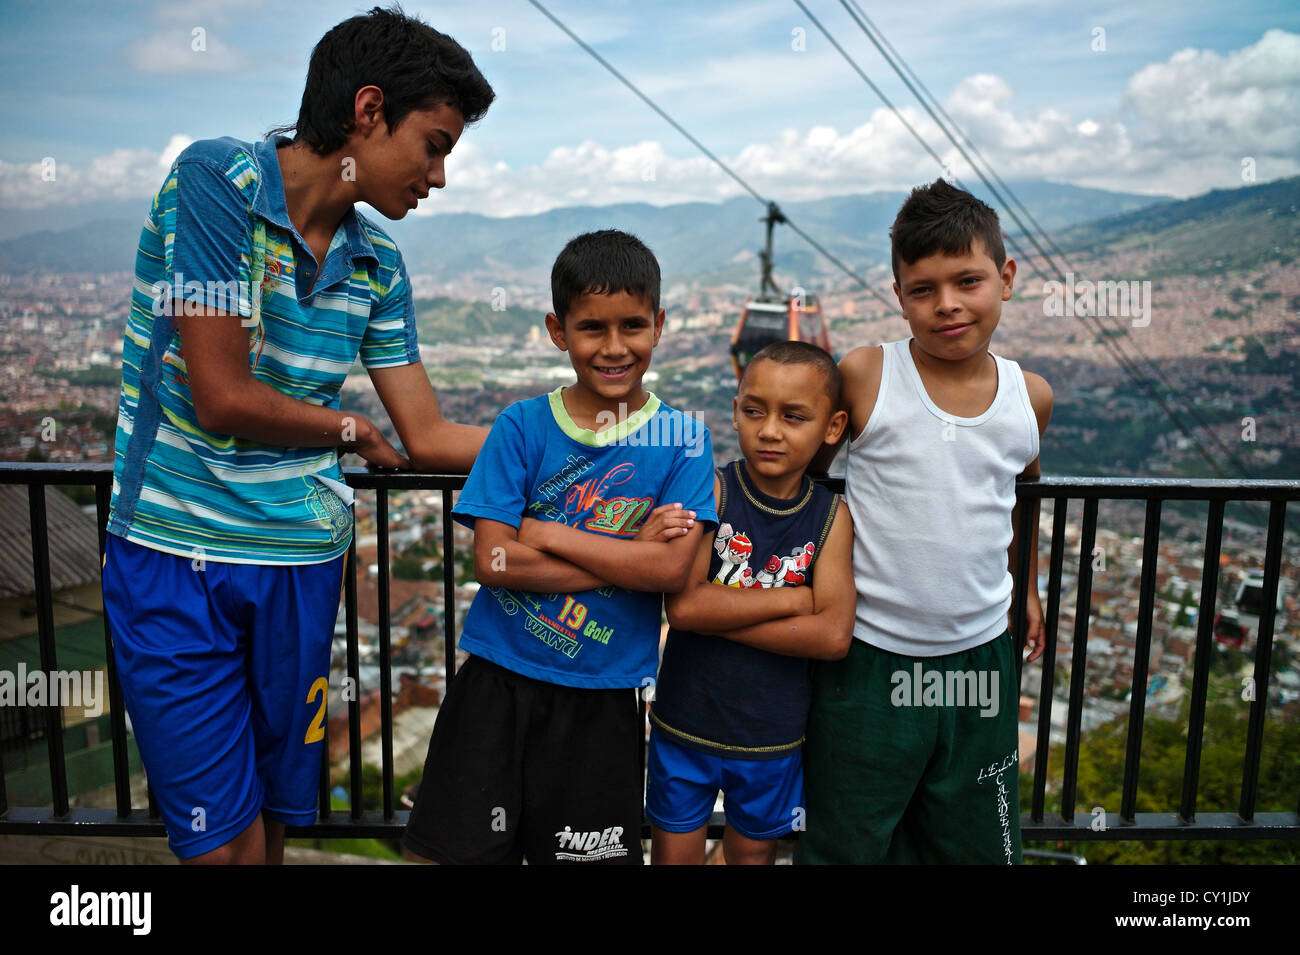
[890,179,1005,284]
[741,341,841,408]
[268,4,495,156]
[551,230,661,322]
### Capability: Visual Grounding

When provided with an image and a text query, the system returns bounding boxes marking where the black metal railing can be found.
[0,463,1296,847]
[1010,478,1297,840]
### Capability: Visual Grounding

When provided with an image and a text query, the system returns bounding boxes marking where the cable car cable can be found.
[526,0,895,311]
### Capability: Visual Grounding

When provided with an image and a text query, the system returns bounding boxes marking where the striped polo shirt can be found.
[108,135,420,564]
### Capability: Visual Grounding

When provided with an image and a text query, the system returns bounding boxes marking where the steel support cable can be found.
[526,0,895,309]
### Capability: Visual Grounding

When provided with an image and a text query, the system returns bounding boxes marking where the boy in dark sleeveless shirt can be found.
[649,342,856,865]
[803,180,1054,864]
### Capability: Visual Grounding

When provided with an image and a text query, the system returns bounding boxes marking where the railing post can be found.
[1180,499,1224,824]
[344,533,363,820]
[318,711,332,821]
[95,480,133,818]
[1031,497,1068,824]
[1121,498,1162,823]
[442,488,457,681]
[376,490,395,821]
[1238,500,1287,822]
[29,484,70,818]
[1011,490,1035,690]
[1060,497,1098,825]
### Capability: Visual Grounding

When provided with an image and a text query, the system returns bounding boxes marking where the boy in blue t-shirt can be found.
[648,342,856,865]
[402,230,718,865]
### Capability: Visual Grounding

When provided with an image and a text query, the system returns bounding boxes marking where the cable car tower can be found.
[729,202,832,380]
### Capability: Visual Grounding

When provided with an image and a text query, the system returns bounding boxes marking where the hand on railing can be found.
[342,416,411,471]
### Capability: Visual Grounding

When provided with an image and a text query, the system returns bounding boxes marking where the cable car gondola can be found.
[729,202,832,380]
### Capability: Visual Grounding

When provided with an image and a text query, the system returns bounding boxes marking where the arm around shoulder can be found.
[803,498,856,660]
[824,346,884,467]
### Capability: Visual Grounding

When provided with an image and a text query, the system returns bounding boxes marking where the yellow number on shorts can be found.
[304,676,328,744]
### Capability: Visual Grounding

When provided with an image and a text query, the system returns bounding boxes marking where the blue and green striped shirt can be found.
[108,135,420,564]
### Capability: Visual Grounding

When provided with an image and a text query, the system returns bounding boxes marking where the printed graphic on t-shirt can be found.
[304,477,351,542]
[493,453,653,662]
[712,522,814,589]
[564,461,653,536]
[487,587,616,658]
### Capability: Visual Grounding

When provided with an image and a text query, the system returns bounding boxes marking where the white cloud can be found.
[930,30,1300,194]
[1123,28,1300,156]
[401,30,1300,214]
[0,142,181,209]
[6,30,1297,216]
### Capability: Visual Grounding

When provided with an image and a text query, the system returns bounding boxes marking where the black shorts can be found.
[401,655,645,865]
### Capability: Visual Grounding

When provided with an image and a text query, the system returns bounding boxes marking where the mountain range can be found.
[411,175,1299,346]
[0,179,1169,282]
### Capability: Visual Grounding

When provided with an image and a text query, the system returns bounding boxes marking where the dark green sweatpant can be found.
[799,631,1022,865]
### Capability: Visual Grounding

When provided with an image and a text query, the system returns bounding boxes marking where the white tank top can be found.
[845,338,1039,656]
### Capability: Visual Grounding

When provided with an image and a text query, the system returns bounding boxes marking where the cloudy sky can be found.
[1,0,1298,224]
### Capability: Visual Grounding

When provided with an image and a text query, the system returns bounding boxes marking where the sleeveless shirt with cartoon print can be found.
[651,459,839,759]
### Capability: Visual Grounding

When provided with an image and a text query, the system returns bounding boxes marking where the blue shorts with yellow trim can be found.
[646,728,804,841]
[102,533,344,858]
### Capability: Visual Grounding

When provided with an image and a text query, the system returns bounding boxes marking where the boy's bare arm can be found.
[472,502,698,594]
[701,501,855,660]
[473,518,610,593]
[665,523,813,632]
[809,345,883,475]
[519,518,706,593]
[1010,371,1054,662]
[368,363,486,473]
[176,305,409,468]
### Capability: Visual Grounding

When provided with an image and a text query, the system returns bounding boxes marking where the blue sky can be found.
[2,0,1298,218]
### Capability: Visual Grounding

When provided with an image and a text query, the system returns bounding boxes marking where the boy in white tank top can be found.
[801,179,1054,864]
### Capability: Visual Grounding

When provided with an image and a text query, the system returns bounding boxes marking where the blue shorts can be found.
[645,728,804,841]
[102,533,345,859]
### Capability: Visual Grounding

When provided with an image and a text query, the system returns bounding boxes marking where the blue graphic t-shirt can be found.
[452,387,718,689]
